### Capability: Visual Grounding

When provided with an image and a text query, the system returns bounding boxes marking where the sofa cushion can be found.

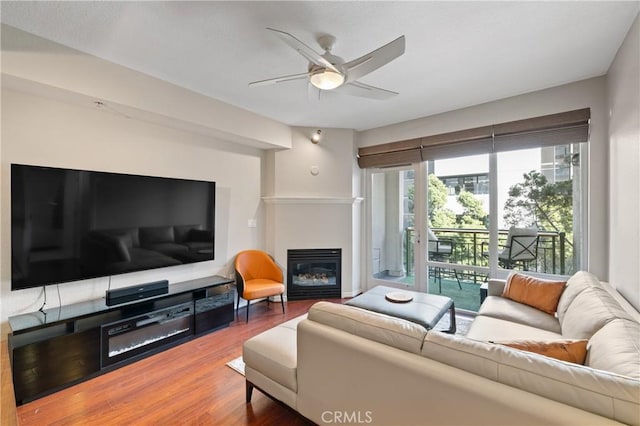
[502,272,566,315]
[307,301,427,355]
[556,271,600,325]
[586,318,640,380]
[478,296,561,334]
[487,278,506,296]
[174,224,202,243]
[103,227,140,247]
[467,315,563,342]
[421,332,503,381]
[140,226,175,246]
[110,233,133,262]
[422,331,640,425]
[184,242,213,252]
[96,227,140,248]
[243,315,306,392]
[498,340,588,364]
[91,231,133,262]
[561,287,633,339]
[188,228,213,242]
[146,242,189,256]
[105,247,181,273]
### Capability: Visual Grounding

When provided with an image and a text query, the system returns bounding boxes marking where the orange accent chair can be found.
[234,250,285,322]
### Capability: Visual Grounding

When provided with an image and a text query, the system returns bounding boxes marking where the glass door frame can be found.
[424,147,586,283]
[424,155,498,292]
[365,146,586,298]
[365,159,502,295]
[364,164,428,293]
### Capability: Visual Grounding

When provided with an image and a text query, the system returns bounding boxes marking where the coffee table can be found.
[346,285,456,333]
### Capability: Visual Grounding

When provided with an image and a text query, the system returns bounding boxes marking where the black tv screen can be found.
[11,164,215,290]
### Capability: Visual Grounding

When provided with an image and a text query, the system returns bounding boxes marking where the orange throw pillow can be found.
[502,272,566,314]
[500,340,588,365]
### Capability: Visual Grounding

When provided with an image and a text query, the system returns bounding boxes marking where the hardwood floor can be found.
[5,299,341,425]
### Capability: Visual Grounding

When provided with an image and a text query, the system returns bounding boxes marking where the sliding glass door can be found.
[363,110,590,313]
[420,143,585,311]
[367,166,426,291]
[367,143,586,312]
[425,154,490,310]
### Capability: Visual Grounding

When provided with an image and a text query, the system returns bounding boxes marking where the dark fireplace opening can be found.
[287,249,341,300]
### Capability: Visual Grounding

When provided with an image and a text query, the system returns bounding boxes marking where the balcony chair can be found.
[427,229,461,293]
[234,249,285,323]
[482,227,539,271]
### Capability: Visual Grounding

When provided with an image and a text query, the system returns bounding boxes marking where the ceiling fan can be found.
[249,28,406,100]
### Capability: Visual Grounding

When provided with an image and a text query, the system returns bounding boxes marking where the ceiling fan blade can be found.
[344,35,405,83]
[248,72,309,87]
[336,81,398,100]
[266,28,340,73]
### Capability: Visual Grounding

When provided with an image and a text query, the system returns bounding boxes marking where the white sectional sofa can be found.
[243,271,640,425]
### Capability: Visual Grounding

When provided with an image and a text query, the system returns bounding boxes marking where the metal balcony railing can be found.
[404,227,567,278]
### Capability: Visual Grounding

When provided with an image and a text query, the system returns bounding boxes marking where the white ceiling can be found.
[1,1,638,131]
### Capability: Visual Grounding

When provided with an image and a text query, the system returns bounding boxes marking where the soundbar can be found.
[106,280,169,306]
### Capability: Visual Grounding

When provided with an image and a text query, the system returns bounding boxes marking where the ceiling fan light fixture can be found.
[310,69,345,90]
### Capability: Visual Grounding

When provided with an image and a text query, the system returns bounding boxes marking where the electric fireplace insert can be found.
[287,248,341,300]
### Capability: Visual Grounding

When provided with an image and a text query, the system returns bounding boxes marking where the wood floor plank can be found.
[7,299,338,425]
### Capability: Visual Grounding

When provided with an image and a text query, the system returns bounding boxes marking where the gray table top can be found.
[346,285,454,329]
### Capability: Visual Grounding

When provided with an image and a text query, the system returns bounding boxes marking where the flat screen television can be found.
[11,164,215,290]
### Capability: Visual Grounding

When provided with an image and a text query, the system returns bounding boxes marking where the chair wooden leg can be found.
[246,300,250,323]
[280,295,285,314]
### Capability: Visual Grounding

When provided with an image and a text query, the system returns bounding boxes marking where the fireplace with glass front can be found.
[287,248,341,300]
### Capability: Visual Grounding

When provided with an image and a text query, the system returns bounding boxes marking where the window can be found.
[362,109,590,311]
[439,173,489,195]
[498,143,582,275]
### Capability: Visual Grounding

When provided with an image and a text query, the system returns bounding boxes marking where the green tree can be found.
[409,175,488,229]
[427,175,455,227]
[503,169,574,276]
[456,190,488,228]
[503,171,572,237]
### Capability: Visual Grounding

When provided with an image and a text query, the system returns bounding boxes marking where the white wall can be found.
[1,25,291,150]
[607,14,640,310]
[273,128,356,198]
[358,77,609,280]
[265,127,363,297]
[1,88,266,322]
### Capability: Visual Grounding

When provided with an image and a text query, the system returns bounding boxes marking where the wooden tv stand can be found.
[8,275,234,405]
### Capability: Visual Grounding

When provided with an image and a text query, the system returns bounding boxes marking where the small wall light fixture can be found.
[310,129,322,144]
